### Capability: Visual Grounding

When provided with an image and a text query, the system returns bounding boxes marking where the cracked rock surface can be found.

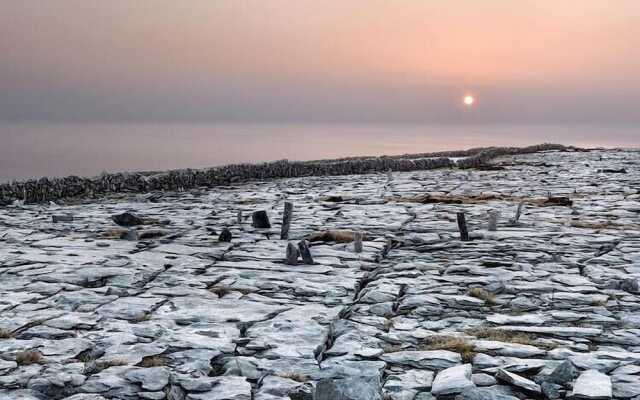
[1,148,639,400]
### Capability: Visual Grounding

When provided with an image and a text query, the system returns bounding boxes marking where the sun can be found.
[463,95,474,106]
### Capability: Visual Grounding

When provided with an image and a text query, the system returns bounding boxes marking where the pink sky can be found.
[1,1,639,122]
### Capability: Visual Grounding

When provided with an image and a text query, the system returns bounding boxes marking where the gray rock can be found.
[495,369,541,394]
[431,364,475,396]
[545,360,579,385]
[380,350,461,370]
[315,376,382,400]
[472,373,497,387]
[455,387,519,400]
[112,212,144,226]
[572,370,612,400]
[125,367,170,391]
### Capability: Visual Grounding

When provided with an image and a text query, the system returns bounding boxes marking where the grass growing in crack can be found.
[16,351,44,365]
[421,336,475,363]
[139,355,166,367]
[468,287,497,305]
[277,372,309,382]
[383,319,394,332]
[83,358,128,375]
[0,328,13,339]
[466,328,557,350]
[210,285,232,298]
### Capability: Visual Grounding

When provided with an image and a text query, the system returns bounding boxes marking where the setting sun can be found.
[463,95,474,106]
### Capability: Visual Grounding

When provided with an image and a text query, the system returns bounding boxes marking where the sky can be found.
[2,0,640,123]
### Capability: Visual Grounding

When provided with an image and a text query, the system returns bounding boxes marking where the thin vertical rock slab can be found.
[457,212,470,241]
[251,210,271,228]
[353,231,363,253]
[298,240,314,264]
[488,211,499,231]
[571,370,612,400]
[280,202,293,240]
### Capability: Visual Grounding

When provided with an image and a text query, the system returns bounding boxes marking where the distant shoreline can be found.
[0,144,583,205]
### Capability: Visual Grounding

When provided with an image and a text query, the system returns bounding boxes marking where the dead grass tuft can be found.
[468,287,497,305]
[210,285,232,298]
[16,350,44,365]
[466,327,557,350]
[421,336,475,363]
[0,328,13,339]
[277,371,309,382]
[139,355,166,367]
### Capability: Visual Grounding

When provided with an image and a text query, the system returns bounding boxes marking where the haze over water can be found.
[1,122,636,182]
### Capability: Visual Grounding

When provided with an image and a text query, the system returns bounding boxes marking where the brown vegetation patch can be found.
[139,355,166,367]
[468,287,497,305]
[466,328,556,350]
[16,351,44,365]
[0,328,13,339]
[210,285,232,298]
[277,372,309,382]
[421,336,475,363]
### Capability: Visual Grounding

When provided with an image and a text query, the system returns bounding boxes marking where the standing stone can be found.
[280,202,293,240]
[298,240,314,264]
[286,242,300,265]
[218,228,232,242]
[431,364,475,396]
[571,370,612,399]
[354,231,363,253]
[457,212,470,241]
[251,210,271,228]
[509,201,525,226]
[488,211,499,231]
[237,210,243,224]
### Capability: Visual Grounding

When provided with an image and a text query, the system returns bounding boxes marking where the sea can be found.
[1,122,637,182]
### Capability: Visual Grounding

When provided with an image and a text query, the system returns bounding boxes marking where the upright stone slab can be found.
[251,210,271,228]
[218,228,232,242]
[354,231,363,253]
[280,202,293,240]
[298,240,314,264]
[488,211,499,231]
[457,212,470,241]
[285,242,299,265]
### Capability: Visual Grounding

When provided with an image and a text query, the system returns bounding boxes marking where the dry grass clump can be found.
[210,285,232,298]
[0,328,13,339]
[84,358,128,375]
[421,336,475,363]
[383,344,404,354]
[139,355,166,367]
[277,371,309,382]
[466,327,556,350]
[16,350,44,365]
[468,287,497,305]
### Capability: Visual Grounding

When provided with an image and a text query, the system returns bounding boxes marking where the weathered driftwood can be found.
[457,212,470,241]
[280,202,293,240]
[0,144,574,205]
[308,230,368,244]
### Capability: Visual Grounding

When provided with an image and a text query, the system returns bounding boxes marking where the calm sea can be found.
[1,122,637,182]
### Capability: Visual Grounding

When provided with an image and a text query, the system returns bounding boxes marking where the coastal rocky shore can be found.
[1,146,640,400]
